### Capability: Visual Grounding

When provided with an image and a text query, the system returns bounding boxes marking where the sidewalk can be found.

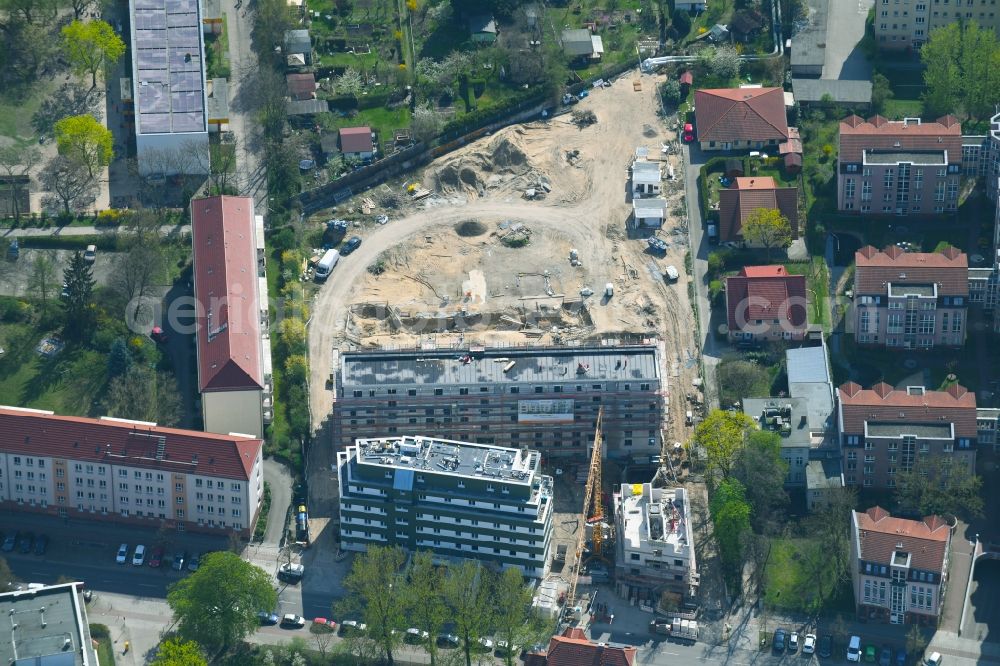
[1,224,191,238]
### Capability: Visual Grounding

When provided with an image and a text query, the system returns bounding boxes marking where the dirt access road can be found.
[307,70,700,450]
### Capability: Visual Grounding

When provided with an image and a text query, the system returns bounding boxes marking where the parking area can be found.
[0,248,118,298]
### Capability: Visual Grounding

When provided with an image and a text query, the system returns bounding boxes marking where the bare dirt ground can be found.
[306,70,701,510]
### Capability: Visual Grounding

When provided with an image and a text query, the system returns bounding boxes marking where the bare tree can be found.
[39,155,97,215]
[27,254,57,303]
[0,145,40,220]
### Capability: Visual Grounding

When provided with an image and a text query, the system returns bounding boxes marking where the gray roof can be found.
[742,397,813,449]
[633,160,661,184]
[0,583,95,666]
[787,345,835,431]
[284,29,311,54]
[887,283,936,297]
[792,78,873,104]
[206,78,228,121]
[468,14,497,34]
[633,198,668,218]
[286,99,329,115]
[806,458,843,490]
[131,0,207,135]
[786,345,830,385]
[341,345,660,387]
[865,422,954,439]
[865,151,946,166]
[562,28,595,56]
[790,0,828,70]
[977,407,1000,420]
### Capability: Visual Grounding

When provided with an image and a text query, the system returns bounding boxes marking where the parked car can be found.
[406,628,429,644]
[924,652,943,666]
[33,534,48,556]
[278,562,304,582]
[148,546,165,568]
[341,236,362,255]
[83,245,97,263]
[132,544,146,566]
[187,552,200,572]
[2,534,17,553]
[865,644,877,662]
[116,543,129,564]
[879,646,894,666]
[7,239,19,260]
[17,532,34,554]
[496,640,519,657]
[682,123,695,142]
[896,648,908,665]
[818,634,833,658]
[313,618,337,630]
[475,637,495,652]
[437,634,460,649]
[257,611,279,625]
[172,552,187,571]
[339,620,366,636]
[772,628,787,653]
[789,631,799,652]
[802,633,816,655]
[847,635,862,662]
[280,614,306,629]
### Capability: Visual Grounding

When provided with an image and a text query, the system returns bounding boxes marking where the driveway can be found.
[823,0,874,80]
[262,458,292,546]
[964,557,1000,644]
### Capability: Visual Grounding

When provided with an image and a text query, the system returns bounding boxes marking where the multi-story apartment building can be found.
[837,382,977,490]
[741,398,814,487]
[613,483,698,603]
[852,245,969,350]
[850,506,950,625]
[837,115,962,215]
[332,344,664,459]
[0,405,264,536]
[192,195,273,438]
[336,436,554,577]
[873,0,1000,50]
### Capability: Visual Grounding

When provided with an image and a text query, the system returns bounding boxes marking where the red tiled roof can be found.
[693,87,789,143]
[725,265,807,332]
[838,115,963,164]
[854,506,950,573]
[340,126,374,153]
[191,196,264,392]
[286,73,317,100]
[0,406,262,481]
[854,245,968,296]
[717,177,799,241]
[546,627,636,666]
[837,382,977,436]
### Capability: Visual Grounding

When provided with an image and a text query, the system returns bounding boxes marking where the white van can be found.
[665,265,680,282]
[314,249,340,282]
[924,652,943,666]
[846,635,861,662]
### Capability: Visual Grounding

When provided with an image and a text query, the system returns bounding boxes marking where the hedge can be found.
[327,91,394,111]
[698,156,734,225]
[20,235,118,251]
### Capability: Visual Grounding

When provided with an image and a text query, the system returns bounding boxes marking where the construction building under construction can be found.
[613,483,699,604]
[331,342,666,458]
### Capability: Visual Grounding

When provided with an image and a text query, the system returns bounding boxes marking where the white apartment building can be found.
[0,406,264,536]
[614,483,698,603]
[873,0,1000,50]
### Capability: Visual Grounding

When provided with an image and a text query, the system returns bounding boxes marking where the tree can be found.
[61,19,126,89]
[895,457,983,520]
[870,71,894,115]
[660,79,682,107]
[167,551,277,651]
[732,430,789,532]
[151,638,208,666]
[54,115,113,178]
[0,145,40,221]
[67,0,105,21]
[27,254,57,304]
[112,237,165,324]
[32,83,102,137]
[692,409,756,480]
[105,367,183,425]
[0,556,16,591]
[709,478,752,577]
[803,486,857,593]
[704,44,741,80]
[443,560,493,666]
[334,67,364,97]
[61,251,96,342]
[410,105,443,144]
[40,155,97,215]
[742,208,792,260]
[492,567,537,666]
[920,21,1000,120]
[905,624,929,658]
[404,551,448,665]
[338,545,408,665]
[716,358,771,408]
[107,337,132,378]
[671,9,691,38]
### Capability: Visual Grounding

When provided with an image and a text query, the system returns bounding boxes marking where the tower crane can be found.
[565,407,604,610]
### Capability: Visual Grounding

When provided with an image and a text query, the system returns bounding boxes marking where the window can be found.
[845,178,856,198]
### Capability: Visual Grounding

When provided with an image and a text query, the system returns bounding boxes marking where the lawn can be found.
[0,322,109,415]
[785,256,831,332]
[762,537,852,614]
[0,78,57,146]
[205,17,230,79]
[89,625,116,666]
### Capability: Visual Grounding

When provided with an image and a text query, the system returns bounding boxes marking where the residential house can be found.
[837,382,977,490]
[286,72,318,101]
[0,583,98,665]
[632,198,668,228]
[561,28,604,61]
[693,87,790,151]
[742,398,814,486]
[717,176,799,242]
[837,115,962,215]
[339,126,376,160]
[851,506,951,625]
[852,245,969,350]
[468,14,497,42]
[191,196,272,439]
[284,29,312,64]
[337,436,553,577]
[542,627,637,666]
[807,458,844,511]
[631,159,662,196]
[614,484,698,604]
[0,405,264,536]
[725,265,808,342]
[128,0,209,176]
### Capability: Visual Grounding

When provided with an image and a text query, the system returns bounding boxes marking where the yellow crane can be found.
[566,407,604,610]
